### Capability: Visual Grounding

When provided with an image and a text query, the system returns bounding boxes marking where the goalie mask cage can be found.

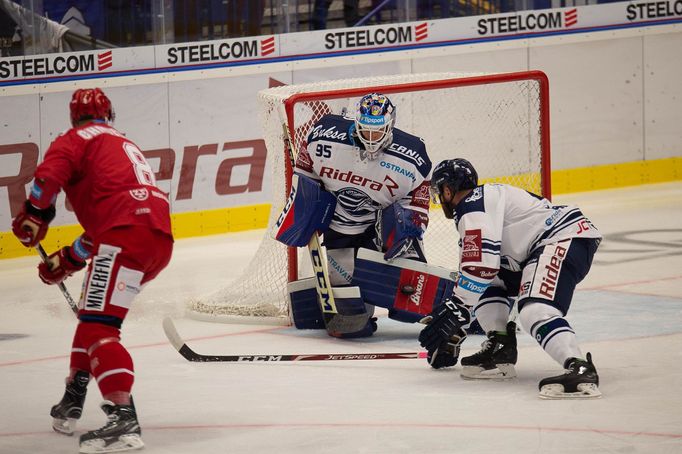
[188,70,551,325]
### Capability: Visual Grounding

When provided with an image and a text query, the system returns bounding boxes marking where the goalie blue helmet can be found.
[354,93,396,159]
[430,158,479,219]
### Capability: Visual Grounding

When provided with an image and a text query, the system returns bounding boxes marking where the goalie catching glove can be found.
[418,297,471,369]
[377,203,427,262]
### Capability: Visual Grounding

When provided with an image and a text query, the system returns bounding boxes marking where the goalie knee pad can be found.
[326,247,355,286]
[275,174,336,247]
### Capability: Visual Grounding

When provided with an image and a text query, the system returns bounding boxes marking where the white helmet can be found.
[354,93,396,159]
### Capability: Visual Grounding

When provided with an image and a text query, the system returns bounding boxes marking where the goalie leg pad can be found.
[275,174,336,247]
[388,308,423,324]
[332,286,366,316]
[325,286,375,338]
[288,280,371,334]
[288,278,326,329]
[352,248,456,321]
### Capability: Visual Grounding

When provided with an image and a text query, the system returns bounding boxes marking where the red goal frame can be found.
[281,70,551,283]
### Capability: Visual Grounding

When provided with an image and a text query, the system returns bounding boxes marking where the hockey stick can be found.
[36,244,79,314]
[280,122,372,333]
[280,123,337,316]
[163,316,427,362]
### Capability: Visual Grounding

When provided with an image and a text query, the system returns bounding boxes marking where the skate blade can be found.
[79,434,144,453]
[52,417,77,436]
[539,383,602,399]
[461,363,517,380]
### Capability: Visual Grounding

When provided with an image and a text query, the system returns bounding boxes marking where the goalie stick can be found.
[280,123,338,317]
[280,122,372,334]
[163,317,427,363]
[37,243,79,314]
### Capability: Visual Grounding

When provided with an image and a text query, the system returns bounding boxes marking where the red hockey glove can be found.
[12,177,60,247]
[12,200,56,247]
[38,245,87,285]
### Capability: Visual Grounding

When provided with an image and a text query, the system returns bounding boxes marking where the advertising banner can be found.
[0,46,154,83]
[1,1,680,85]
[0,1,680,258]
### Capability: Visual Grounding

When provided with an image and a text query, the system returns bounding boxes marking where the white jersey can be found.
[295,114,432,235]
[453,184,602,306]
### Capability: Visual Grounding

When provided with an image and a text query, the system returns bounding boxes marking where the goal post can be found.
[187,70,551,325]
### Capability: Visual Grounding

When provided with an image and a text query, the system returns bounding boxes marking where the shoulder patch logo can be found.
[129,188,149,201]
[296,148,314,172]
[462,229,482,262]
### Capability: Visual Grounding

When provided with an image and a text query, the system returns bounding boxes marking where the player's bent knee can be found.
[518,300,564,334]
[76,321,135,395]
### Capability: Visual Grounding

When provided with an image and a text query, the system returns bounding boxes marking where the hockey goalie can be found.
[275,93,454,339]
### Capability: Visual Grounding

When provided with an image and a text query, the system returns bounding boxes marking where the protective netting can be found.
[188,71,549,324]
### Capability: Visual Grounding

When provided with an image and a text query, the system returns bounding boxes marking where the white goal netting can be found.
[188,71,550,325]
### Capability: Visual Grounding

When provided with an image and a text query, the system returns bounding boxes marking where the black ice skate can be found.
[538,352,601,399]
[79,398,144,453]
[460,321,518,380]
[50,370,90,435]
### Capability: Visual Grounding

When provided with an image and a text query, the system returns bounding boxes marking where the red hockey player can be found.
[12,88,174,453]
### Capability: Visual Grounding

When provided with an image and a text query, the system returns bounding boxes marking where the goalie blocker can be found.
[275,173,336,247]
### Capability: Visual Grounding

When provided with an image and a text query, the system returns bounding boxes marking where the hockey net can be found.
[188,71,550,324]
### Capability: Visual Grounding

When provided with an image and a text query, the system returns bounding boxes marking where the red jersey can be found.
[34,122,172,239]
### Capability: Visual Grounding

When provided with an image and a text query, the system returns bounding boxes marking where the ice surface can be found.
[1,182,681,454]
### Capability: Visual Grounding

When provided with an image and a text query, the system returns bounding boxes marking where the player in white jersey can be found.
[418,158,603,399]
[276,93,432,338]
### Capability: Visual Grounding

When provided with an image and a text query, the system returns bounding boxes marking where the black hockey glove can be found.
[427,332,466,369]
[418,297,471,358]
